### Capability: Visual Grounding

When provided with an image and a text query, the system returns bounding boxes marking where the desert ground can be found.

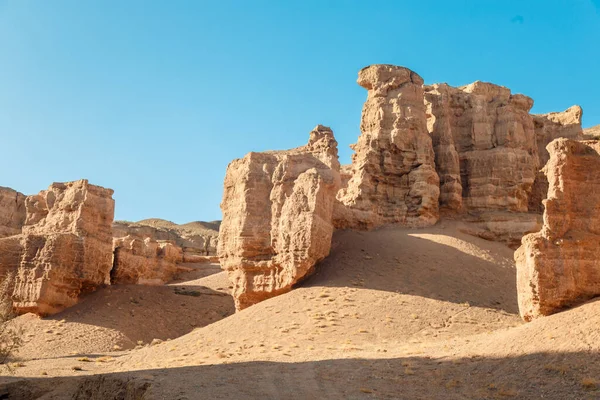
[1,221,599,399]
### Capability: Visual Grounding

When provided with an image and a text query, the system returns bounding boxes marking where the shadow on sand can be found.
[43,282,235,346]
[2,350,599,399]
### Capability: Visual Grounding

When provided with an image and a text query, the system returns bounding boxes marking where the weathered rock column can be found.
[425,84,462,212]
[335,64,440,229]
[516,138,600,321]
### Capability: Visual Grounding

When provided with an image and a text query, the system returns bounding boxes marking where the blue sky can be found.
[0,0,598,223]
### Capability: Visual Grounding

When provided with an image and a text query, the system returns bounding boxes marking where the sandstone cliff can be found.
[218,125,340,310]
[423,82,583,247]
[516,138,600,321]
[0,187,26,238]
[424,82,537,213]
[7,180,115,315]
[335,65,440,229]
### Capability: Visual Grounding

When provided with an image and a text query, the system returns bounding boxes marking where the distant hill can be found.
[584,124,600,139]
[135,218,221,235]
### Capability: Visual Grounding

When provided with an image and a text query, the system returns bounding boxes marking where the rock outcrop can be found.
[529,106,583,212]
[9,180,115,315]
[516,139,600,321]
[457,211,542,249]
[113,219,219,264]
[335,65,440,229]
[218,125,340,310]
[424,82,537,213]
[0,187,26,238]
[112,236,183,285]
[111,219,220,285]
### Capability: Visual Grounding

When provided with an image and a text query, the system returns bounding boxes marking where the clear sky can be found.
[1,0,598,223]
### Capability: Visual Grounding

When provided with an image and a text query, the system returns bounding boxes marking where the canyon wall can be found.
[424,82,537,213]
[423,83,582,246]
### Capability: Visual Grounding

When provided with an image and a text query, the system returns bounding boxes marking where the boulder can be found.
[11,180,115,315]
[335,65,439,229]
[218,125,340,310]
[516,139,600,321]
[0,187,26,238]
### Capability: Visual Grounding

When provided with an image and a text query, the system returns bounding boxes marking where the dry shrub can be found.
[0,273,23,365]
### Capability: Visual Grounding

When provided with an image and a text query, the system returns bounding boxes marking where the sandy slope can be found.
[2,222,600,399]
[6,263,232,361]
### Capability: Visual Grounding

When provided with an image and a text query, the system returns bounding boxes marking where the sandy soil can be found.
[1,222,599,399]
[6,263,233,361]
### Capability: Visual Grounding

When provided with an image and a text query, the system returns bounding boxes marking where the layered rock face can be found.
[528,106,583,212]
[0,187,26,238]
[10,180,115,315]
[112,236,183,285]
[335,65,440,229]
[424,82,537,213]
[219,125,340,310]
[516,139,600,321]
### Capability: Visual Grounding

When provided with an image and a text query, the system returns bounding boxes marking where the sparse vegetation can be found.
[581,377,598,390]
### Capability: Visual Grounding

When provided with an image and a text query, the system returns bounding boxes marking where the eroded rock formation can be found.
[335,65,440,229]
[9,180,115,315]
[0,187,26,238]
[424,82,537,213]
[423,82,584,247]
[529,106,583,212]
[113,219,219,263]
[516,139,600,321]
[112,236,183,285]
[218,125,340,310]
